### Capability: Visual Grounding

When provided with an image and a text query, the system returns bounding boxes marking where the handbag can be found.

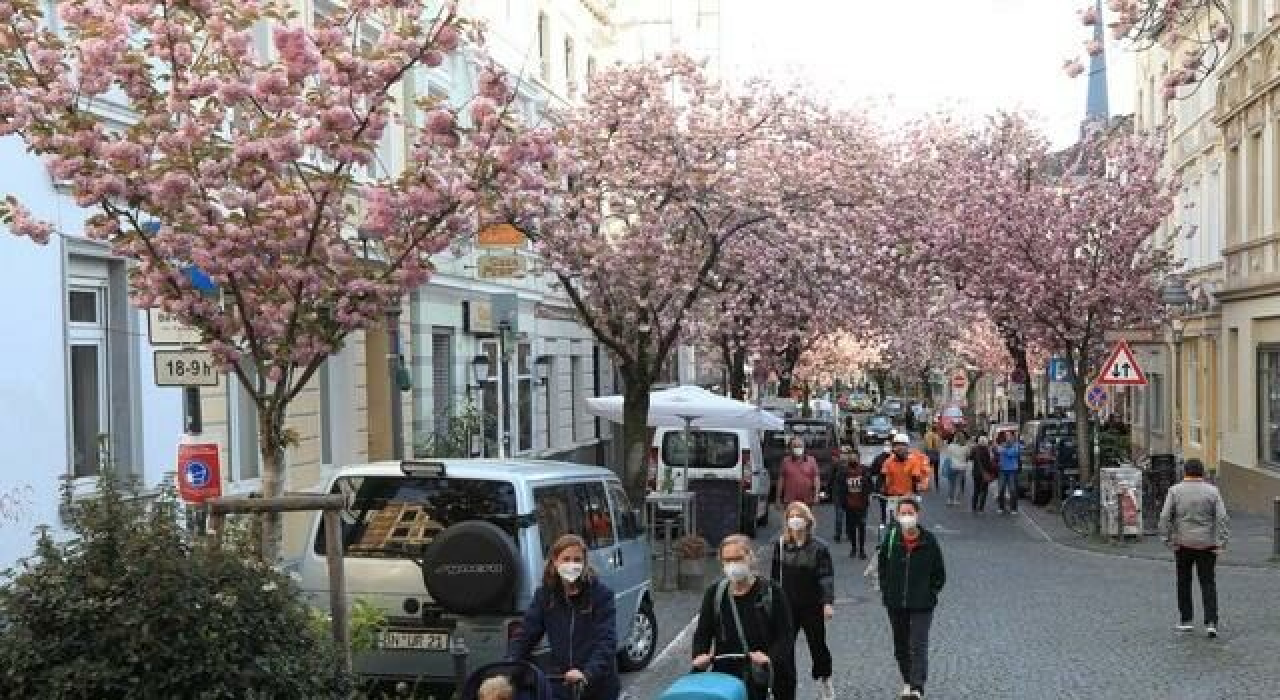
[723,579,774,690]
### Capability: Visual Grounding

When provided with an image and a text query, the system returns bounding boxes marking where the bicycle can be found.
[1060,484,1099,536]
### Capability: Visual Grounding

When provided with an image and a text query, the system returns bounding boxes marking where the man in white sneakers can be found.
[1158,458,1229,638]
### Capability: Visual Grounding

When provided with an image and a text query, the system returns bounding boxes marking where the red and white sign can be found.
[1096,340,1148,386]
[177,439,222,503]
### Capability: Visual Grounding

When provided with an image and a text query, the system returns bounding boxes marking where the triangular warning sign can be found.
[1096,340,1148,386]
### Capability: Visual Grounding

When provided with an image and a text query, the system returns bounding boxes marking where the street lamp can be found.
[469,354,491,458]
[471,354,490,386]
[1161,277,1193,460]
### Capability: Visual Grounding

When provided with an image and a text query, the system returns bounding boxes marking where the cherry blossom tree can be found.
[0,0,553,557]
[1065,0,1232,97]
[513,55,868,502]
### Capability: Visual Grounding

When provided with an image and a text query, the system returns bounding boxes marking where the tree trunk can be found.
[727,345,747,401]
[1014,344,1034,423]
[620,375,653,506]
[1073,379,1093,486]
[258,408,287,561]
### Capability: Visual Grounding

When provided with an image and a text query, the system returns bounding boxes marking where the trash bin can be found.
[1101,466,1143,537]
[688,479,743,549]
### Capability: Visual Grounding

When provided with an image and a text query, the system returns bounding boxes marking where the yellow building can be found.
[1211,6,1280,513]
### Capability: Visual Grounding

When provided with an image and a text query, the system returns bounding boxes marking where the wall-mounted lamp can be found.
[534,355,552,386]
[471,353,491,388]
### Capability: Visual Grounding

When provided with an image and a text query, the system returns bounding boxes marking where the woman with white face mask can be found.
[770,502,836,700]
[692,534,795,700]
[509,534,620,700]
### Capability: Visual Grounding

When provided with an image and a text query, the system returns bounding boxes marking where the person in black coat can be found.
[877,498,946,699]
[693,534,795,700]
[771,502,836,700]
[510,534,619,700]
[832,453,874,558]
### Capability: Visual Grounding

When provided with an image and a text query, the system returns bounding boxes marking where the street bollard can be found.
[1273,497,1280,560]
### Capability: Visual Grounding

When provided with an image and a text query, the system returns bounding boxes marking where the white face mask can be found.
[557,562,584,583]
[723,561,751,582]
[898,514,918,530]
[787,516,807,531]
[791,447,805,456]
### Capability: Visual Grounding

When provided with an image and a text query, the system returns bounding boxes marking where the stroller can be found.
[657,654,750,700]
[456,660,580,700]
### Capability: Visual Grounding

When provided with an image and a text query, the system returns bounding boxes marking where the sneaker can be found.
[900,683,913,698]
[850,548,857,558]
[1011,509,1019,515]
[817,677,834,700]
[1207,624,1218,638]
[1175,622,1194,632]
[833,535,842,543]
[859,550,868,560]
[998,508,1007,515]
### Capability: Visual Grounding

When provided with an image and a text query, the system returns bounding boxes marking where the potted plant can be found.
[675,535,709,589]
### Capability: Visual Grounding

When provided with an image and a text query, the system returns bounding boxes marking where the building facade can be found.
[1210,1,1280,513]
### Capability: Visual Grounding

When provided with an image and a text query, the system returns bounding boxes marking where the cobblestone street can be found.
[628,454,1280,700]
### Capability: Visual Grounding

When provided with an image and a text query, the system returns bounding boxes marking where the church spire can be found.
[1083,0,1110,130]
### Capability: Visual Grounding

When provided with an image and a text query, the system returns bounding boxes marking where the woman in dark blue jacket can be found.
[510,534,619,700]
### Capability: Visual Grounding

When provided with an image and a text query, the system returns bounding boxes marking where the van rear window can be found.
[661,431,740,469]
[314,476,518,558]
[787,422,831,449]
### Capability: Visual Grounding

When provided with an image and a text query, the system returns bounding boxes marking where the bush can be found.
[0,469,353,699]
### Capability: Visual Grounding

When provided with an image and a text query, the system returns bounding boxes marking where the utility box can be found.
[1101,466,1143,537]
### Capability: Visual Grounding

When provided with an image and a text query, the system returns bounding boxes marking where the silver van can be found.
[292,459,657,696]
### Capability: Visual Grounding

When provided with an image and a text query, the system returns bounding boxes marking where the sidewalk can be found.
[1020,498,1279,569]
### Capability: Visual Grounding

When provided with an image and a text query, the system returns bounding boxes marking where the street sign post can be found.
[1096,340,1148,386]
[147,309,202,345]
[1048,357,1071,383]
[154,349,219,387]
[1009,384,1026,402]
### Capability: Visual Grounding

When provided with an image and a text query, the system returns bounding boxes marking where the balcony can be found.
[1222,234,1280,297]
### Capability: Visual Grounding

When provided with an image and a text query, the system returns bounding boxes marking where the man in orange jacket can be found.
[882,433,932,497]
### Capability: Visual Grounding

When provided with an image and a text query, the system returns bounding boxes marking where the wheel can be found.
[1061,496,1092,536]
[617,601,657,672]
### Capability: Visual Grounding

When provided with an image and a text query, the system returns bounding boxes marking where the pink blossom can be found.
[1064,58,1086,78]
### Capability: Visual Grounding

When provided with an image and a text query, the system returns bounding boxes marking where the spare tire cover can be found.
[421,520,521,615]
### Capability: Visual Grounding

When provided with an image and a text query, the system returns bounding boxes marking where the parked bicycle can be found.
[1060,484,1099,536]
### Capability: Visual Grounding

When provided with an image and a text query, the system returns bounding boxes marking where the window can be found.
[1259,348,1280,467]
[1187,344,1201,445]
[431,330,454,437]
[536,12,551,80]
[564,36,575,95]
[661,431,739,469]
[1226,143,1239,246]
[229,364,261,480]
[607,481,640,540]
[534,484,584,556]
[1248,132,1262,239]
[67,283,108,478]
[586,55,597,83]
[517,343,532,452]
[1148,373,1165,435]
[316,476,517,557]
[570,355,581,442]
[1229,329,1240,429]
[576,481,614,549]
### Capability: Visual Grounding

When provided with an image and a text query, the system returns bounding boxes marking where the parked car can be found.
[648,427,771,535]
[292,459,658,695]
[880,398,905,421]
[935,404,968,438]
[861,414,896,444]
[784,418,841,500]
[1021,418,1076,505]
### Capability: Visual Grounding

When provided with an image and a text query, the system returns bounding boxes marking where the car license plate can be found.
[378,630,450,651]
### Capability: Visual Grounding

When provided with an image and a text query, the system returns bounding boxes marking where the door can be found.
[604,479,647,640]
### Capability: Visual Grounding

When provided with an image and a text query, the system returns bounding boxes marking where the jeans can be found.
[844,508,868,554]
[1175,547,1219,625]
[887,608,933,690]
[972,476,990,511]
[926,450,940,490]
[997,471,1019,512]
[833,504,844,540]
[947,470,967,501]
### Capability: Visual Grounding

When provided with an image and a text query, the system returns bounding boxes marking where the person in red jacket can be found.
[778,436,820,506]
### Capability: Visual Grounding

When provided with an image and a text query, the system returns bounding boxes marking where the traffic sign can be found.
[147,309,202,346]
[1009,384,1026,401]
[1096,340,1148,386]
[1048,357,1071,382]
[1086,385,1108,411]
[154,349,220,387]
[177,440,222,503]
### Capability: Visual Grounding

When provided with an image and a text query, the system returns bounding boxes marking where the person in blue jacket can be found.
[510,534,619,700]
[996,434,1023,515]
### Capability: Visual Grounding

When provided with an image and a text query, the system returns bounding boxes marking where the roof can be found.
[324,459,618,484]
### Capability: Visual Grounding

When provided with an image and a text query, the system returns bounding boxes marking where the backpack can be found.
[713,577,774,636]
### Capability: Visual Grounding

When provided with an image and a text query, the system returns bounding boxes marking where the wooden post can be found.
[324,509,351,671]
[206,494,351,669]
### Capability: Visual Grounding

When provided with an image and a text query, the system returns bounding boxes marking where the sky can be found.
[716,0,1135,148]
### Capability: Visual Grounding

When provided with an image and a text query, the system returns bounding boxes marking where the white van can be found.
[646,427,770,536]
[291,459,657,696]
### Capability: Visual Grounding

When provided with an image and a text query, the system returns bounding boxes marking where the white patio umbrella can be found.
[586,385,784,492]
